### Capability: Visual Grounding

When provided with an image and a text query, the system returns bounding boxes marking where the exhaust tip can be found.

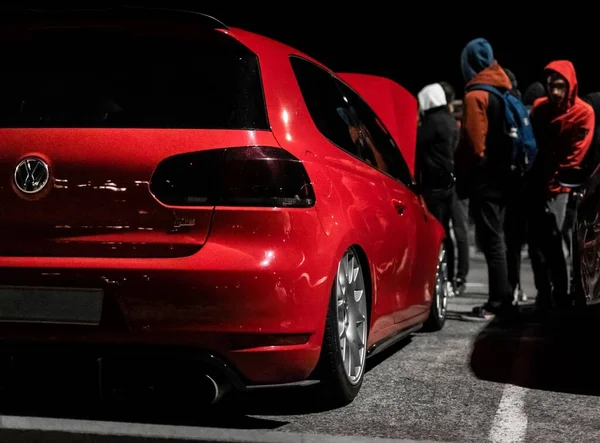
[203,374,230,404]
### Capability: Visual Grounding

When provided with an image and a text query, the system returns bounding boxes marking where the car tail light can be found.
[150,146,316,208]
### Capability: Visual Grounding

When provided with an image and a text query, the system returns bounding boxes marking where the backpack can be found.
[466,84,537,175]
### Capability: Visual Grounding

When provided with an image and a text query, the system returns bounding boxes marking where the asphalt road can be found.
[2,255,600,443]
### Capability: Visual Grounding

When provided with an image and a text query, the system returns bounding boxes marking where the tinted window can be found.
[289,56,362,157]
[334,80,415,186]
[0,27,268,129]
[290,56,414,186]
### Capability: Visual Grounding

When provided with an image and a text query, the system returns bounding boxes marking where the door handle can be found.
[392,200,405,215]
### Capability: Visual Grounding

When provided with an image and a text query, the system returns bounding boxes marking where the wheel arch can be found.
[349,244,373,329]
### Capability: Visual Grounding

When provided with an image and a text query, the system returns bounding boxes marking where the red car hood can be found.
[338,73,418,177]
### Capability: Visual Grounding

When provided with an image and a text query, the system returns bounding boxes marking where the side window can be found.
[289,56,361,158]
[334,79,415,186]
[290,55,415,187]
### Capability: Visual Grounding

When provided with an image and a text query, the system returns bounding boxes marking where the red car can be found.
[0,7,449,405]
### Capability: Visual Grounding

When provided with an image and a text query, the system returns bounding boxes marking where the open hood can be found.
[338,73,418,176]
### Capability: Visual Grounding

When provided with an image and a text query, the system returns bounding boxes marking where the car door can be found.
[288,56,406,337]
[333,79,425,323]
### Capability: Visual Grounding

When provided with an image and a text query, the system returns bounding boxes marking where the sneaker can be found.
[461,305,495,322]
[518,289,528,302]
[513,287,528,304]
[447,281,456,298]
[454,278,467,296]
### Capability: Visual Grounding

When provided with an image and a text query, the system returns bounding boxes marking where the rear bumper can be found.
[0,342,247,396]
[0,208,337,385]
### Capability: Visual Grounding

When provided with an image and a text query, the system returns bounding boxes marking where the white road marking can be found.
[489,384,528,443]
[488,326,536,443]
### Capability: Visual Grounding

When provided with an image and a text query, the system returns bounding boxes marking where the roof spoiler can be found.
[0,5,228,30]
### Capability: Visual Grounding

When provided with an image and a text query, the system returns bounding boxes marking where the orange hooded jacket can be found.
[454,61,513,197]
[530,60,595,197]
[460,62,513,159]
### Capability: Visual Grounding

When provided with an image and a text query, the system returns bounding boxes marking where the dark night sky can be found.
[199,6,598,99]
[8,3,599,98]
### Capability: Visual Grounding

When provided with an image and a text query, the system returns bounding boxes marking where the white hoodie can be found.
[417,83,447,113]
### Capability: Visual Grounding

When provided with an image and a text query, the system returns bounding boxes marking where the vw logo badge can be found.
[14,157,50,194]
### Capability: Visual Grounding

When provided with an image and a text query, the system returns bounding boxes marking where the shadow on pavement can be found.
[0,330,420,426]
[0,369,343,425]
[470,305,600,396]
[366,336,412,374]
[446,291,490,320]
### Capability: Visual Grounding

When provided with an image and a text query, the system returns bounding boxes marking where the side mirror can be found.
[558,167,586,189]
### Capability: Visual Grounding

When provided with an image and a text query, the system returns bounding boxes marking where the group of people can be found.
[416,37,600,321]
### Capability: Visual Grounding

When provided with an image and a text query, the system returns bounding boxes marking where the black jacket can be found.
[416,106,457,192]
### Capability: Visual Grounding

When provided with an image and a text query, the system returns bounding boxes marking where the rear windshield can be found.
[0,26,268,129]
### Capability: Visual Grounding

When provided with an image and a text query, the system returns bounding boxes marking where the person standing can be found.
[416,83,457,252]
[504,68,522,100]
[524,82,546,111]
[502,69,529,303]
[528,60,594,313]
[454,38,517,321]
[439,81,469,295]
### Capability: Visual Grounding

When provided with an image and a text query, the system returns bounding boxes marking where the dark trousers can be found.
[449,193,469,282]
[471,196,513,307]
[528,193,570,308]
[562,198,576,257]
[424,189,454,278]
[504,191,527,294]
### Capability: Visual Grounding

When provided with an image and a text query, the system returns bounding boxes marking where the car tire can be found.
[423,244,449,332]
[319,247,369,407]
